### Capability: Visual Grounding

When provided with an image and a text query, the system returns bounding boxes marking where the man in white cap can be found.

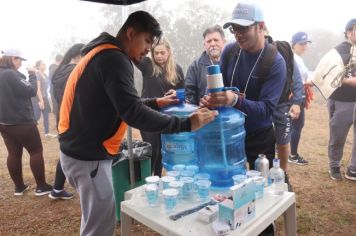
[309,18,356,181]
[201,1,286,170]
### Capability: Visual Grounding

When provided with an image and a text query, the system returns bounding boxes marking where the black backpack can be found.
[223,36,294,103]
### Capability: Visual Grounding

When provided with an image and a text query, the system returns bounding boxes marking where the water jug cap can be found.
[207,65,221,75]
[176,89,185,103]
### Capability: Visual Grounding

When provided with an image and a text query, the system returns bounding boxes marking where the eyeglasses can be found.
[229,23,257,35]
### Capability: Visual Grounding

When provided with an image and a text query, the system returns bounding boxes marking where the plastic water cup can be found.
[196,180,211,202]
[185,165,199,174]
[162,188,179,213]
[161,176,176,189]
[180,177,194,200]
[246,170,261,178]
[168,181,184,200]
[144,184,159,207]
[167,170,180,180]
[180,170,195,179]
[232,174,247,185]
[145,176,160,187]
[253,176,265,199]
[195,173,210,181]
[194,173,210,192]
[172,164,186,173]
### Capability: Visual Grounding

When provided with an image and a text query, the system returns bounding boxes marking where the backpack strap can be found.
[223,43,241,67]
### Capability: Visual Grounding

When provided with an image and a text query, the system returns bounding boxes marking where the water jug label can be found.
[165,141,194,154]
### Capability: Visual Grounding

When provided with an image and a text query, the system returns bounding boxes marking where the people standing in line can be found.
[289,32,312,165]
[48,54,63,117]
[48,43,84,200]
[185,25,226,105]
[58,11,217,235]
[136,37,184,176]
[309,18,356,181]
[0,49,52,196]
[34,60,56,138]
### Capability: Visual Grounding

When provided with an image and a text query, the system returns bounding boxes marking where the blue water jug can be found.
[197,65,247,188]
[161,89,198,171]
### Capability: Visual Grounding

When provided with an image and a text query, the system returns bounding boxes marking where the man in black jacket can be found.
[58,11,217,236]
[185,25,226,105]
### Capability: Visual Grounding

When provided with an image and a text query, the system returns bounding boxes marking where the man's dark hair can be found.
[203,25,225,39]
[118,11,162,44]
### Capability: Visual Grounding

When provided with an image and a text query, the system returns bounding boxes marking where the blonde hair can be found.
[151,37,179,85]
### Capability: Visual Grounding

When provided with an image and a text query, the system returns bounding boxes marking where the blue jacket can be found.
[220,42,286,134]
[290,59,304,105]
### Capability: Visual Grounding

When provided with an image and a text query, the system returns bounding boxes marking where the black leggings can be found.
[0,124,47,188]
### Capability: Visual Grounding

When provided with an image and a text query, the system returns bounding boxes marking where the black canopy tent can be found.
[81,0,146,5]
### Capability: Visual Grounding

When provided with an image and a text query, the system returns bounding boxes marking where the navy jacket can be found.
[221,42,286,134]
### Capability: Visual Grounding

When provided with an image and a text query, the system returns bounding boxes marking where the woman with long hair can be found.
[33,60,56,137]
[49,43,84,199]
[0,49,52,196]
[136,37,184,176]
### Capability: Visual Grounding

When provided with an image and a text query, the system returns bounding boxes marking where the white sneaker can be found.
[45,133,57,138]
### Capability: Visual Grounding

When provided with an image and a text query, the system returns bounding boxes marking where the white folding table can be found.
[121,186,296,236]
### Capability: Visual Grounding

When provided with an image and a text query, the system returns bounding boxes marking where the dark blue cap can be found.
[345,18,356,32]
[291,32,311,45]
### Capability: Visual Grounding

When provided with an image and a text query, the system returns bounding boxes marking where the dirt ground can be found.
[0,95,355,236]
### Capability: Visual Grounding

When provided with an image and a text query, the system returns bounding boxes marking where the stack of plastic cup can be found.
[196,179,211,202]
[180,170,195,179]
[145,176,160,186]
[253,176,265,199]
[181,177,194,200]
[172,164,186,173]
[161,176,176,189]
[144,184,159,207]
[232,174,247,185]
[185,165,199,175]
[167,170,180,180]
[162,188,179,213]
[168,181,184,200]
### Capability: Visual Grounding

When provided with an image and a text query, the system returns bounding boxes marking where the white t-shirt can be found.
[294,53,309,83]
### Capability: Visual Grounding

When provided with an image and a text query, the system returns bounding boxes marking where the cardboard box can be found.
[218,179,256,230]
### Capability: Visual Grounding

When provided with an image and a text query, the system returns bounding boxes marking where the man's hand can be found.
[288,104,301,120]
[199,91,236,109]
[189,108,218,131]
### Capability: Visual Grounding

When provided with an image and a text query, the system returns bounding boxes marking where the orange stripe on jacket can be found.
[58,43,128,156]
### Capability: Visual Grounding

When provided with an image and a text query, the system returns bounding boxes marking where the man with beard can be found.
[185,25,226,105]
[201,1,286,170]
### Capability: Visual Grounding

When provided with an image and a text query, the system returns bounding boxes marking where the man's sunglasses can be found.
[229,23,258,34]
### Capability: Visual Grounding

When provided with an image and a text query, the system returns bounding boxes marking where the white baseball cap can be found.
[1,48,27,61]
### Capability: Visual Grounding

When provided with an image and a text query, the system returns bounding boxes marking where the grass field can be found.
[0,95,355,235]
